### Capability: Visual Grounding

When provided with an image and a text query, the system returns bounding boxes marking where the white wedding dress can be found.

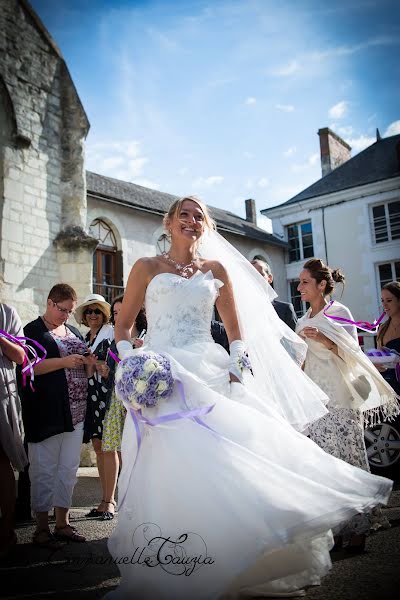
[107,270,392,599]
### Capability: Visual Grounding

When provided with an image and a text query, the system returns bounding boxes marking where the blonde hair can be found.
[163,196,216,236]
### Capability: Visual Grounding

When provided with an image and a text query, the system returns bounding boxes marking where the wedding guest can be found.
[74,294,114,518]
[20,284,95,547]
[251,259,297,330]
[377,281,400,395]
[99,295,146,520]
[296,259,398,552]
[0,303,27,557]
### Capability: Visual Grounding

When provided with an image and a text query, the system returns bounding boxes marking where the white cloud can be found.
[245,96,257,105]
[178,167,188,175]
[384,120,400,137]
[258,177,270,188]
[347,135,375,152]
[275,104,295,112]
[283,146,297,158]
[291,152,320,173]
[192,176,224,188]
[309,35,400,62]
[85,139,151,183]
[308,152,319,166]
[270,60,299,77]
[335,125,354,138]
[328,100,349,119]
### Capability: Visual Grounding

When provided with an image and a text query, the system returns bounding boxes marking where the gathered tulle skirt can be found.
[107,342,392,599]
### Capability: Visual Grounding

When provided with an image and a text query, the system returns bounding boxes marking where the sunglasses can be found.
[85,308,103,316]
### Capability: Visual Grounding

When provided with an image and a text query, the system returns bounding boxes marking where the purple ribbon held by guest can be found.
[323,301,386,333]
[0,329,47,390]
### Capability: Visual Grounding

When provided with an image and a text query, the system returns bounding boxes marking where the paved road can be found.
[1,468,399,600]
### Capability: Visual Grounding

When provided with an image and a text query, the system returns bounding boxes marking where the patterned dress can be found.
[102,341,126,452]
[83,330,114,443]
[297,307,387,538]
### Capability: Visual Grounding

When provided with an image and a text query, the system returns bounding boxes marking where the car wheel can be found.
[365,422,400,469]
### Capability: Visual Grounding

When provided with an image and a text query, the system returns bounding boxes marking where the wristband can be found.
[116,340,135,360]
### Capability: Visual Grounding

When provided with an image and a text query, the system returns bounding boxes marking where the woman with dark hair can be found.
[296,259,398,552]
[97,295,146,520]
[377,281,400,395]
[20,284,96,547]
[0,303,26,557]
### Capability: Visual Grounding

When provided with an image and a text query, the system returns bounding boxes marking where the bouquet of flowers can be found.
[115,351,174,410]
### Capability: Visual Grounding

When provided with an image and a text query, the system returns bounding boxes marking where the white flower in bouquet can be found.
[143,359,157,374]
[156,380,168,393]
[136,380,148,394]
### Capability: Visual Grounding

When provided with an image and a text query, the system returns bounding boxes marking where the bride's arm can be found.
[211,262,241,343]
[115,258,152,349]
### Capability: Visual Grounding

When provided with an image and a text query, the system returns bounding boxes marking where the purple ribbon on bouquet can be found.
[118,379,216,510]
[323,301,386,333]
[0,329,47,390]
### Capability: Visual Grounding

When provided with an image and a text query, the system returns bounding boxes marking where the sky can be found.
[30,0,400,230]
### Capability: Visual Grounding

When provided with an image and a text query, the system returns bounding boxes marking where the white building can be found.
[262,128,400,347]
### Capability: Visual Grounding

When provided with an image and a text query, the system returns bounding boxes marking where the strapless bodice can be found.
[144,270,223,349]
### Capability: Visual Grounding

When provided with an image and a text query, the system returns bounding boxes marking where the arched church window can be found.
[89,219,123,303]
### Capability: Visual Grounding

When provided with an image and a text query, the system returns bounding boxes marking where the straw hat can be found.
[74,293,111,325]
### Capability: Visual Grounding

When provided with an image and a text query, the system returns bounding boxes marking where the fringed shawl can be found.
[297,302,400,427]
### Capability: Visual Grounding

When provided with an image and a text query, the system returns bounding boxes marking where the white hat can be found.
[74,293,111,325]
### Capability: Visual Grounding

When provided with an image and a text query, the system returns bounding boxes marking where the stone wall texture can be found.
[0,0,92,323]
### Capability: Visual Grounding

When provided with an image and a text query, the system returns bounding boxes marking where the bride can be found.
[107,196,392,599]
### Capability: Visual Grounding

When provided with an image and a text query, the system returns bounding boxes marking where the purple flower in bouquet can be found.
[237,353,252,373]
[115,351,174,410]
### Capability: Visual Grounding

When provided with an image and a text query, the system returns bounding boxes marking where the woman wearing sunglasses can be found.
[19,284,96,547]
[74,294,115,519]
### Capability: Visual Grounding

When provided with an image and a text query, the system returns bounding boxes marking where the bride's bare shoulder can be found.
[129,256,165,279]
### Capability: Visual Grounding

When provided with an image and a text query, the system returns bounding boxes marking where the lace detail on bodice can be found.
[144,270,223,349]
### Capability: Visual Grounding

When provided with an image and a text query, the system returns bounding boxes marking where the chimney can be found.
[245,198,257,225]
[318,127,351,177]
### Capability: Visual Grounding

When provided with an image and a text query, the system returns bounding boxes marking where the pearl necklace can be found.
[162,252,198,279]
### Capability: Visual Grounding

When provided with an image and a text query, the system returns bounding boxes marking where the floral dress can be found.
[83,333,113,443]
[102,341,126,452]
[50,330,88,426]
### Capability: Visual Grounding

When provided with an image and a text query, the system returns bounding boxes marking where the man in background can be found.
[251,259,297,331]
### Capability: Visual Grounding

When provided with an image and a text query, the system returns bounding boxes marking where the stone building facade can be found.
[0,0,96,323]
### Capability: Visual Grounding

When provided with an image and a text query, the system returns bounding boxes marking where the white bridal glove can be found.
[116,340,135,360]
[229,340,252,384]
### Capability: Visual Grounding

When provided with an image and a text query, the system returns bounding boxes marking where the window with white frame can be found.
[287,221,314,263]
[371,200,400,244]
[289,280,307,318]
[377,260,400,289]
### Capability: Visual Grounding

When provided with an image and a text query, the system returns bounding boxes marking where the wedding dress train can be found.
[107,270,391,599]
